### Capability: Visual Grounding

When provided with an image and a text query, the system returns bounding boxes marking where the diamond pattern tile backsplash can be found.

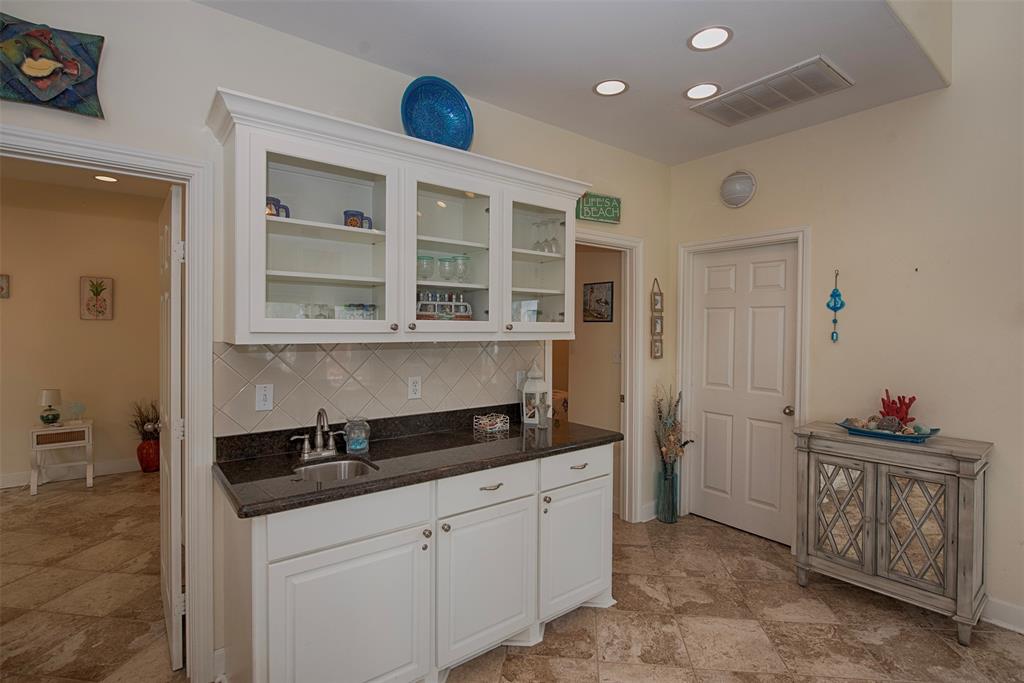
[213,341,543,436]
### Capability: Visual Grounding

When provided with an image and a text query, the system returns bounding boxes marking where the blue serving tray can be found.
[836,422,940,444]
[401,76,474,151]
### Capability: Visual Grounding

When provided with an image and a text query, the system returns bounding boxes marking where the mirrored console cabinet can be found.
[206,89,589,344]
[794,422,991,645]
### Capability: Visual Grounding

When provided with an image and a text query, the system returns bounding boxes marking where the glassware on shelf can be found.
[531,222,545,252]
[437,257,456,281]
[453,255,471,283]
[549,221,562,254]
[417,255,435,280]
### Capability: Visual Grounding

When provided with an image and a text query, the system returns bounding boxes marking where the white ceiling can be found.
[201,0,946,165]
[0,157,173,198]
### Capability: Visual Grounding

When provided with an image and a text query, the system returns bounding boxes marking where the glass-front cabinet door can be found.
[405,170,500,333]
[505,190,574,333]
[250,132,399,334]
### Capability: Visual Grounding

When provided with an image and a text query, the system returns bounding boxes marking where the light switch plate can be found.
[255,384,273,411]
[407,376,422,400]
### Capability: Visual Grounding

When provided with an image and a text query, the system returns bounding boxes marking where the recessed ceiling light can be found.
[94,175,118,183]
[436,200,447,208]
[593,79,628,96]
[685,83,720,100]
[688,26,733,51]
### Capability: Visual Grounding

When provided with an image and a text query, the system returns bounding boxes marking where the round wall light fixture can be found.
[720,170,757,208]
[688,26,733,51]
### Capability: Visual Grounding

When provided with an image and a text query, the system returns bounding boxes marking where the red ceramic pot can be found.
[137,439,160,473]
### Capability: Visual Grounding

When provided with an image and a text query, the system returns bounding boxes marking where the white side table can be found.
[30,419,93,495]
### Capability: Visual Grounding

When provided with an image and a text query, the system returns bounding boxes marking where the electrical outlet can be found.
[255,384,273,411]
[407,376,422,400]
[516,370,527,391]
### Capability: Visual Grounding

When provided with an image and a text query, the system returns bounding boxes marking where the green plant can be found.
[654,386,693,464]
[130,400,161,440]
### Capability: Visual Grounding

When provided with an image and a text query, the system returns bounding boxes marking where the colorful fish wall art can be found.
[0,13,104,118]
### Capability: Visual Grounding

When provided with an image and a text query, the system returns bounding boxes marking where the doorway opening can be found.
[551,230,644,520]
[0,156,186,679]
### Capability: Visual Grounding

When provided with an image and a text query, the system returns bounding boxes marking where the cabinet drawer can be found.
[437,461,538,518]
[267,482,432,561]
[541,445,613,492]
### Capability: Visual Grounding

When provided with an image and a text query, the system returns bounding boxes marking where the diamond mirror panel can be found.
[886,474,947,588]
[815,460,865,564]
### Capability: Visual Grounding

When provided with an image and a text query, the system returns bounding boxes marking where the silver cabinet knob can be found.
[543,495,552,504]
[422,528,432,538]
[441,523,451,532]
[505,323,513,331]
[390,323,399,331]
[422,544,428,551]
[408,322,417,330]
[783,405,795,416]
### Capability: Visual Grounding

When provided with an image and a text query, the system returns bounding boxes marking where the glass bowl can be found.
[416,255,435,280]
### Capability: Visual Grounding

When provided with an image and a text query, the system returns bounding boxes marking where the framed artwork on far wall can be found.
[651,278,664,312]
[80,276,113,320]
[0,274,9,299]
[651,337,664,359]
[651,315,664,336]
[582,281,614,323]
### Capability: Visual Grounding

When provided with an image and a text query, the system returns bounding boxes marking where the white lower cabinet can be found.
[267,525,431,683]
[436,496,537,667]
[539,475,613,620]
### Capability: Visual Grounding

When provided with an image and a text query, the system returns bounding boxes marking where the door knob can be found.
[783,405,795,416]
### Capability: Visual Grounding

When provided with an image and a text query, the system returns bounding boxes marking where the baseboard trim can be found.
[982,597,1024,634]
[213,647,226,681]
[639,499,656,522]
[0,457,140,489]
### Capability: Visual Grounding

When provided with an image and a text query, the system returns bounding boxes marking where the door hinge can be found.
[173,418,186,441]
[620,394,625,404]
[172,240,186,264]
[175,592,186,616]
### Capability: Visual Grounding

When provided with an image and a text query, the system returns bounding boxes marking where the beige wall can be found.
[0,0,675,511]
[670,1,1023,621]
[0,179,162,481]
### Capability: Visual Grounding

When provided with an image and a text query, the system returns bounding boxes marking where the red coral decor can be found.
[880,389,916,424]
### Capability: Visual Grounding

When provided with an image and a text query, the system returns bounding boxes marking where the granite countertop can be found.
[214,421,623,518]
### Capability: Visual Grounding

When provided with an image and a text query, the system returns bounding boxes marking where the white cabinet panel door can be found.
[268,525,431,683]
[539,476,612,620]
[437,496,537,667]
[690,242,797,543]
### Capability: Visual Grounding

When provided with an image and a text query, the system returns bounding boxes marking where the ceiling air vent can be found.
[692,56,853,127]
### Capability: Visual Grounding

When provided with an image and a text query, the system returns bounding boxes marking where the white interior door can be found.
[689,242,797,544]
[159,185,185,670]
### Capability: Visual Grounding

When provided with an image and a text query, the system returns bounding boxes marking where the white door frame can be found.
[573,228,645,523]
[0,125,216,683]
[676,227,810,541]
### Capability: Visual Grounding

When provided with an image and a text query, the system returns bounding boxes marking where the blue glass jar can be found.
[344,417,370,455]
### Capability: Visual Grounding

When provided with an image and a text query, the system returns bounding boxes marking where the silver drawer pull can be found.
[479,482,504,491]
[570,463,589,470]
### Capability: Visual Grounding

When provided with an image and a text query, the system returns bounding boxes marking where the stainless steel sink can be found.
[294,458,378,484]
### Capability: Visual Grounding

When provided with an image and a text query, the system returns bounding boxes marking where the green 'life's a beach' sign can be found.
[576,192,621,224]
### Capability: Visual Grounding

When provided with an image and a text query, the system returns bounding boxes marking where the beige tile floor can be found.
[0,471,185,682]
[4,477,1022,682]
[447,514,1024,683]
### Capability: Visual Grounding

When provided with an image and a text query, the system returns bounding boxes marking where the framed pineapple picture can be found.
[80,276,113,320]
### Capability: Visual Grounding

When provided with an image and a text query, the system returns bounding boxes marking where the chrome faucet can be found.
[290,408,342,462]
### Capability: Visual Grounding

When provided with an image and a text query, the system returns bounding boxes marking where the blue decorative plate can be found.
[836,422,940,444]
[401,76,474,151]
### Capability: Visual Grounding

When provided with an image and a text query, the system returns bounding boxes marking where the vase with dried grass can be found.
[654,387,694,523]
[130,400,161,473]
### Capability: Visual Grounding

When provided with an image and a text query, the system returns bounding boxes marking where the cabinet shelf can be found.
[267,215,386,244]
[416,235,489,251]
[267,270,386,286]
[511,248,564,263]
[417,280,488,290]
[512,286,564,296]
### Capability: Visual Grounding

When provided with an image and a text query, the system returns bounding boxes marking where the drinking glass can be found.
[417,255,435,280]
[453,255,471,283]
[437,257,456,281]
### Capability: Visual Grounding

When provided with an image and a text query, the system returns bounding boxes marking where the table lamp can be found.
[39,389,62,426]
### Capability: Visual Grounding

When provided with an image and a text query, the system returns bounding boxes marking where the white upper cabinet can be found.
[207,89,589,344]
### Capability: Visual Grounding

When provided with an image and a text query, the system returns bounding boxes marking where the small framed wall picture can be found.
[0,274,9,299]
[80,276,114,320]
[651,314,664,336]
[651,337,664,359]
[651,278,664,312]
[582,281,614,323]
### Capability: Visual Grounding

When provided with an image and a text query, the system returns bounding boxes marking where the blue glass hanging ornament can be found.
[826,269,845,343]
